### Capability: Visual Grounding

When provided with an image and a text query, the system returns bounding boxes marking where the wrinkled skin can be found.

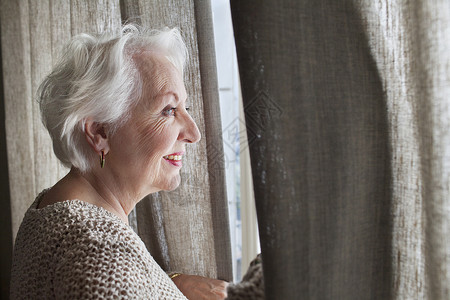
[173,274,228,300]
[107,53,202,202]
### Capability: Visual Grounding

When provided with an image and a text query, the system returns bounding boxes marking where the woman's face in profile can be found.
[107,53,201,198]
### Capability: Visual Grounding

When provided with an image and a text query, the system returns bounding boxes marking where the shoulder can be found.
[53,222,150,298]
[46,201,183,298]
[13,192,186,299]
[13,195,137,270]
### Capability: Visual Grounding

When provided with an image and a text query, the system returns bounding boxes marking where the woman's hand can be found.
[172,274,228,300]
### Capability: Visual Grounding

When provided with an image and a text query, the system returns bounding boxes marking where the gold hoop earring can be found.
[100,151,105,168]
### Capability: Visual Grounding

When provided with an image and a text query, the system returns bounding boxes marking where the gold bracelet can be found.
[170,273,182,279]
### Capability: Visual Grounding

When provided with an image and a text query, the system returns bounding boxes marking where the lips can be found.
[163,151,184,167]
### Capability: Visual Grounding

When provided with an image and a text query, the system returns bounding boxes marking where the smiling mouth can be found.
[163,152,184,167]
[163,155,182,161]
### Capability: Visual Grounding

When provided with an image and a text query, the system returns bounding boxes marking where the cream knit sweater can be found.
[10,190,187,299]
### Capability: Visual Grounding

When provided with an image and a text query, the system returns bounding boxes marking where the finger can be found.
[211,286,227,298]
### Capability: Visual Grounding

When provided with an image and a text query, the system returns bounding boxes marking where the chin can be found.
[163,174,181,191]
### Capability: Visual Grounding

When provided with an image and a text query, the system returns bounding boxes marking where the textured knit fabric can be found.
[10,190,187,299]
[226,254,265,300]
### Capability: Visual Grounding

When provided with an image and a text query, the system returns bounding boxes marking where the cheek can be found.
[135,117,172,157]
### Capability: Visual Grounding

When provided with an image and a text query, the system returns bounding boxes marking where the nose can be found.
[181,112,201,144]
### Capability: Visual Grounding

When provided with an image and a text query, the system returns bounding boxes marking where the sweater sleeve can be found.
[53,228,186,299]
[10,196,186,299]
[53,235,153,299]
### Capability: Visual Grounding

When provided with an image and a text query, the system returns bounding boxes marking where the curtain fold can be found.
[0,0,122,294]
[232,0,450,299]
[193,0,233,280]
[0,0,123,242]
[0,0,232,296]
[0,20,13,298]
[415,3,450,298]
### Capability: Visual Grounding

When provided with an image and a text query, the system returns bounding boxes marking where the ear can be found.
[84,117,110,155]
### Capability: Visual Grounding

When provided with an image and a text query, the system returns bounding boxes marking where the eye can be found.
[162,107,177,117]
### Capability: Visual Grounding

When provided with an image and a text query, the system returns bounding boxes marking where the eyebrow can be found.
[156,91,184,104]
[153,91,172,100]
[168,91,181,103]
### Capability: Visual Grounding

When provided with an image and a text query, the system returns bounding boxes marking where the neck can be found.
[69,168,136,225]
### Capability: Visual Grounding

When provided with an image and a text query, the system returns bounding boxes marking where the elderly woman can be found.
[10,25,228,299]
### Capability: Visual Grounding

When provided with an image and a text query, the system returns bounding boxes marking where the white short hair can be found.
[38,24,187,172]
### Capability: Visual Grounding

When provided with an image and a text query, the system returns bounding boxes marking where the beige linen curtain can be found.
[0,0,231,297]
[232,0,450,299]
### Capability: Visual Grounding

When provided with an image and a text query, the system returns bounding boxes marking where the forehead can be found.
[134,51,186,101]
